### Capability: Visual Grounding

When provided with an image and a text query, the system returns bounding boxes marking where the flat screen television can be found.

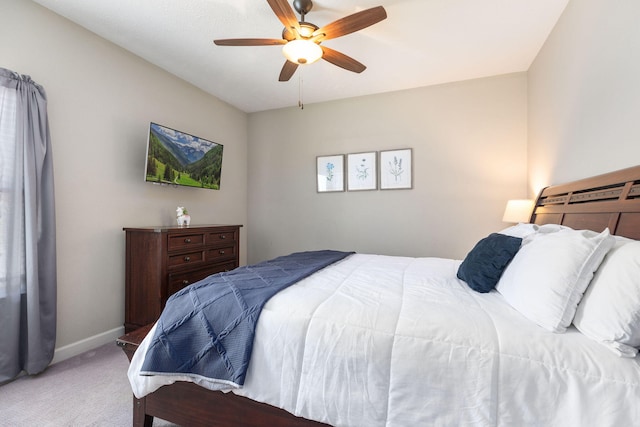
[144,122,223,190]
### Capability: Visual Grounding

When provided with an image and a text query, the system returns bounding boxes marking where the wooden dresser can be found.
[123,224,242,332]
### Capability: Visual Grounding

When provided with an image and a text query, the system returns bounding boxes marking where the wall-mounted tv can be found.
[145,122,223,190]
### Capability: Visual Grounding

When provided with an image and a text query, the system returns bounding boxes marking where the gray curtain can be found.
[0,68,56,383]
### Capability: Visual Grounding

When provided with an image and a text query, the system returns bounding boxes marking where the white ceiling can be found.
[32,0,569,113]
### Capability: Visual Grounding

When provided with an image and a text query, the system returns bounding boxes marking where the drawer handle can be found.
[184,256,191,262]
[182,280,190,285]
[220,235,226,239]
[184,238,191,243]
[219,250,225,255]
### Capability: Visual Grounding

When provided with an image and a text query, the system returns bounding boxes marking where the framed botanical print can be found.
[316,155,345,192]
[380,148,412,190]
[347,151,377,191]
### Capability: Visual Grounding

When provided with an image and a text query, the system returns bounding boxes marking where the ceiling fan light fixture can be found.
[282,39,322,65]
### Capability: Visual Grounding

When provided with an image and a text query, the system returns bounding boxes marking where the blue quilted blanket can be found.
[140,250,354,387]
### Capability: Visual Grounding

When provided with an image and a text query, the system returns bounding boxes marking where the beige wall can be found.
[1,0,248,361]
[248,73,528,264]
[528,0,640,193]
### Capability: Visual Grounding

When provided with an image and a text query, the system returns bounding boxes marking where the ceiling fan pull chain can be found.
[298,70,304,110]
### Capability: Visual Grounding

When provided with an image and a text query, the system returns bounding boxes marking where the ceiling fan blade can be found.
[266,0,301,32]
[313,6,387,41]
[214,38,286,46]
[279,60,299,81]
[321,46,366,73]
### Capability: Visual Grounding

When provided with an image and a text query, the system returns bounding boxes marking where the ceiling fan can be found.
[214,0,387,82]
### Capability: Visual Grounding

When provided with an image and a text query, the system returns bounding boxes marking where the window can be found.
[0,86,19,297]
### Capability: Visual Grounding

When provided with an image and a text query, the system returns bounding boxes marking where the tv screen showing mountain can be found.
[144,122,223,190]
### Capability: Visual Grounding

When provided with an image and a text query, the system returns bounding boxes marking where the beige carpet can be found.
[0,341,177,426]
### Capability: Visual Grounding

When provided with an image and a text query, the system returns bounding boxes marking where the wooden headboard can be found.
[531,165,640,240]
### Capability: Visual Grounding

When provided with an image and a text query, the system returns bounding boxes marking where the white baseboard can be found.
[51,326,125,365]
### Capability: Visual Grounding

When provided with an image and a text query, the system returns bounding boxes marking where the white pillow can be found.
[535,223,572,234]
[496,228,615,333]
[499,223,570,239]
[573,240,640,357]
[499,223,539,238]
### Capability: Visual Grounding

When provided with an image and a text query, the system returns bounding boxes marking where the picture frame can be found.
[316,155,345,192]
[380,148,413,190]
[347,151,377,191]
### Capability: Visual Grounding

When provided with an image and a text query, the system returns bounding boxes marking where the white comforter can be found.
[129,254,640,426]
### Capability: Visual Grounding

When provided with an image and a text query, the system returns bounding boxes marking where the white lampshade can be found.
[282,40,323,65]
[502,199,535,223]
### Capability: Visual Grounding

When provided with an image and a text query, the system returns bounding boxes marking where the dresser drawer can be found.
[167,261,238,295]
[167,250,204,268]
[168,232,205,251]
[206,245,237,262]
[206,230,237,245]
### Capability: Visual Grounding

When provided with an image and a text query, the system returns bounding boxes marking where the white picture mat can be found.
[347,152,377,191]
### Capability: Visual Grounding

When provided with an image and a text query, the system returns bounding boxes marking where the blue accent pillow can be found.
[457,233,523,293]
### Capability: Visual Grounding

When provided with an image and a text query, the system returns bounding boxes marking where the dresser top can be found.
[123,224,243,233]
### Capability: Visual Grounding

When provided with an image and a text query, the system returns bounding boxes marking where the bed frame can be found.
[117,165,640,426]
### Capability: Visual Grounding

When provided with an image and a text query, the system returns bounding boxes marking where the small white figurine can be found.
[176,206,191,226]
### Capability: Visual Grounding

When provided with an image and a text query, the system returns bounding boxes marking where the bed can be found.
[120,165,640,426]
